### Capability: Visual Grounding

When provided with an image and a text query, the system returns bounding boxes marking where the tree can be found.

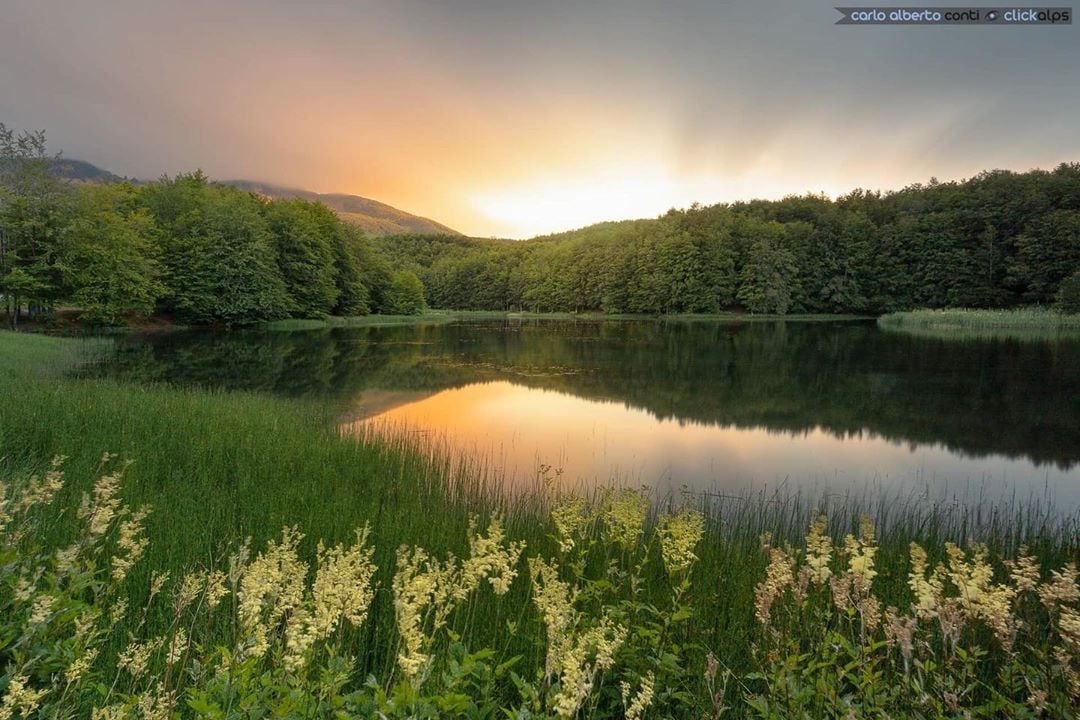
[59,184,163,325]
[655,229,702,313]
[1055,271,1080,313]
[8,122,1080,327]
[381,270,426,315]
[142,174,291,325]
[736,224,799,314]
[330,224,371,316]
[264,199,339,318]
[351,232,392,313]
[0,124,70,327]
[1009,210,1080,304]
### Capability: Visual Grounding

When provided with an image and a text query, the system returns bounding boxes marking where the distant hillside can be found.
[226,180,460,237]
[48,160,459,237]
[50,158,125,183]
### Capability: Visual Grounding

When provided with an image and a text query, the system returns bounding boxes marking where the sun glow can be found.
[470,170,689,238]
[468,164,852,239]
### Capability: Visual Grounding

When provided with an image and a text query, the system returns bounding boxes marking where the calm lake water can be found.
[95,319,1080,509]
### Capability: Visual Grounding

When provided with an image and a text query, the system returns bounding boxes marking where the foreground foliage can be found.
[749,517,1080,718]
[2,459,1078,719]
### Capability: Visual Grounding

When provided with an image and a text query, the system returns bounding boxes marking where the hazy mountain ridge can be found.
[48,160,459,237]
[49,158,126,183]
[222,180,460,237]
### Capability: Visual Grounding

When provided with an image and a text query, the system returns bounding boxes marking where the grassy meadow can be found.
[2,329,1079,718]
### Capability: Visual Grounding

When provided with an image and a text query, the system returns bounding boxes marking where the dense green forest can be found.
[375,165,1080,315]
[0,125,426,327]
[3,122,1079,325]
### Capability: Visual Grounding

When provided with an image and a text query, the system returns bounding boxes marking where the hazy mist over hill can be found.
[49,159,459,237]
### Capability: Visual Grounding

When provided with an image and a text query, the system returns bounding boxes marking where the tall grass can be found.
[1,329,1078,717]
[879,308,1080,341]
[0,331,536,672]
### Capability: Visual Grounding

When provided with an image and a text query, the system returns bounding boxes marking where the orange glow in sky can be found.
[3,1,1078,238]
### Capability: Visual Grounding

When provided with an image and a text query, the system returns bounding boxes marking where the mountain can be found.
[224,180,460,237]
[48,160,460,237]
[50,158,125,183]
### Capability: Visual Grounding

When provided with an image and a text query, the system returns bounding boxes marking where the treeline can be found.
[375,164,1080,314]
[0,125,426,327]
[5,122,1080,323]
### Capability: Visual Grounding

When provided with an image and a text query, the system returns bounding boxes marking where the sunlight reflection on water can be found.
[343,380,1079,509]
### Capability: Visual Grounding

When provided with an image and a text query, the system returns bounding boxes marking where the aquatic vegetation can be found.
[6,459,1075,717]
[879,307,1080,341]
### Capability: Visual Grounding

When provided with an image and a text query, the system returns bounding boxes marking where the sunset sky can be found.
[2,0,1078,238]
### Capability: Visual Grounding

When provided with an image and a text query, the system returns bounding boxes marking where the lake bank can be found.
[8,308,872,337]
[262,310,875,332]
[2,328,1078,716]
[25,307,1080,340]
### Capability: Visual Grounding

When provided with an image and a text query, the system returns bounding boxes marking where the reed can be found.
[878,308,1080,341]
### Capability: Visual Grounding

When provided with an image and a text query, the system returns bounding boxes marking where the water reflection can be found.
[343,380,1073,504]
[93,319,1080,505]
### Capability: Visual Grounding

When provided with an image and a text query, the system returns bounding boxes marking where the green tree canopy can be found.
[382,270,427,315]
[264,199,340,318]
[141,174,291,325]
[59,184,163,325]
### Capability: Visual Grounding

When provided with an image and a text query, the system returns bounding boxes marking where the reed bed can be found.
[879,308,1080,341]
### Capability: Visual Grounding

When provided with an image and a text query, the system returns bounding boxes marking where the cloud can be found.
[2,0,1077,237]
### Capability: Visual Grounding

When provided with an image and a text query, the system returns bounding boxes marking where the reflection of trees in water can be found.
[93,320,1080,469]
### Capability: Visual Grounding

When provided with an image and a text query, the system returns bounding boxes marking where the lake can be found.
[94,318,1080,509]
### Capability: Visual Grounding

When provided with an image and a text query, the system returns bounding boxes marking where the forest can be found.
[377,164,1080,315]
[0,125,426,327]
[3,122,1080,326]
